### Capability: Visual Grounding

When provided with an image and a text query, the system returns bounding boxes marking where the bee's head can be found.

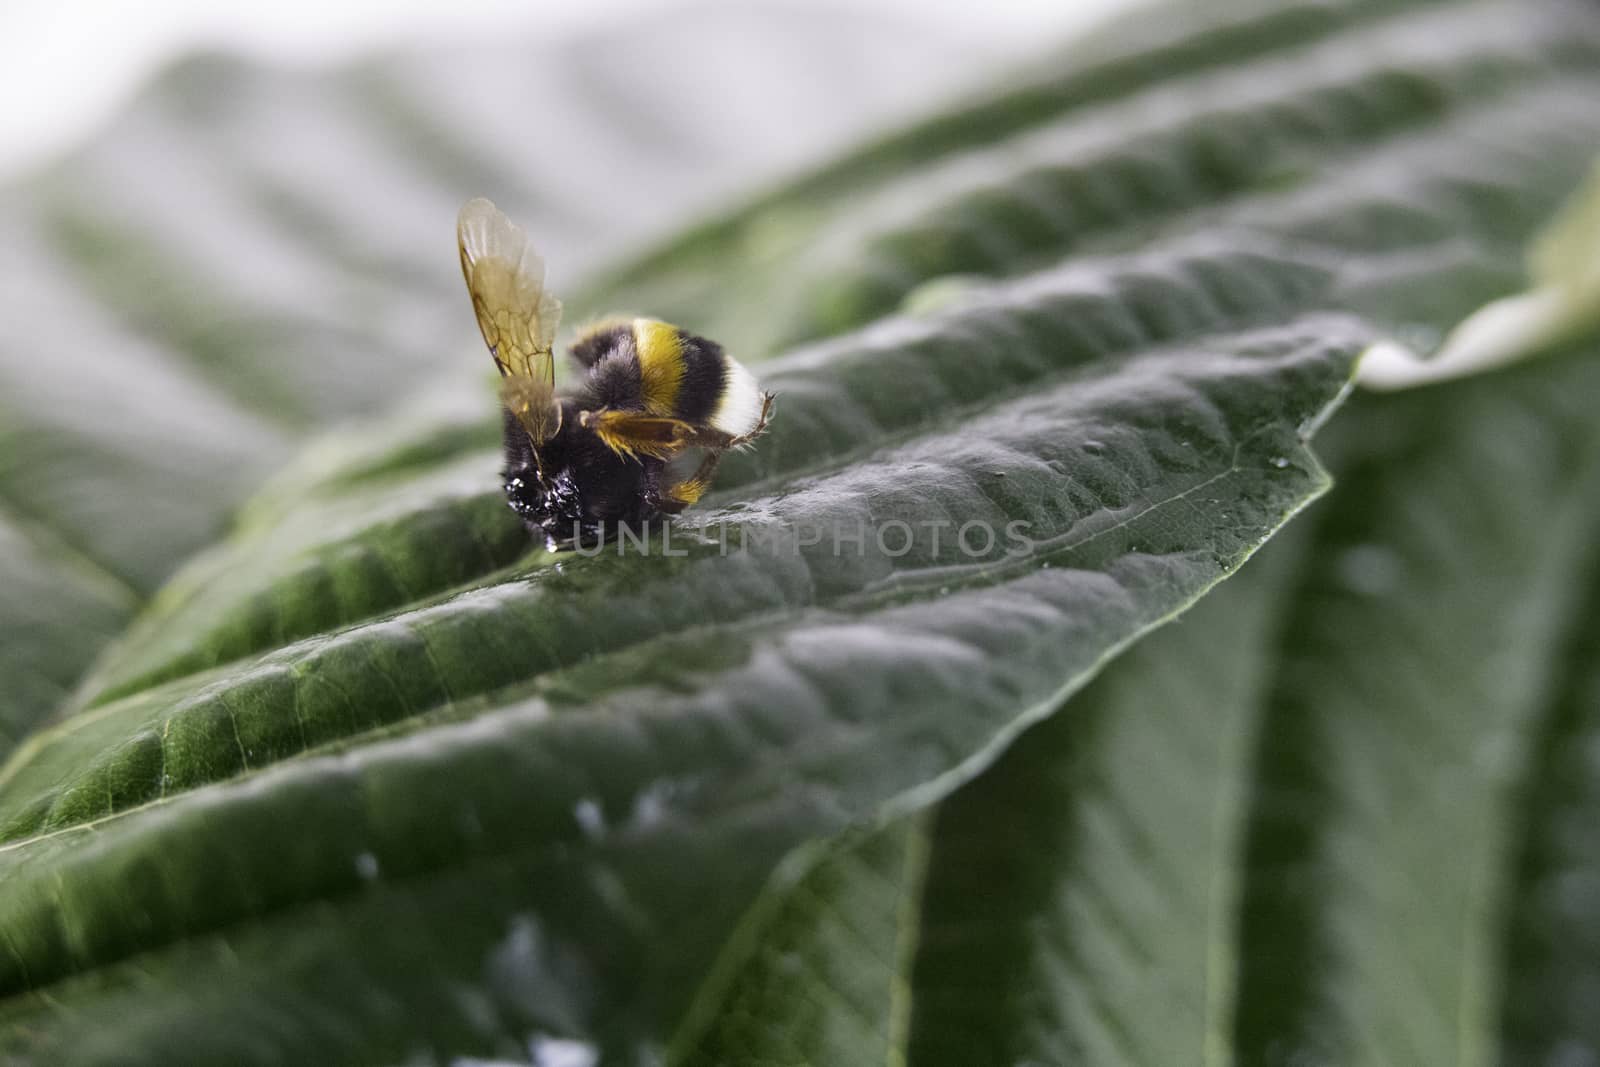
[503,415,657,549]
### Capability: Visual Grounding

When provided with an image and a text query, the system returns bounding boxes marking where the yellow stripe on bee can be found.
[633,318,685,415]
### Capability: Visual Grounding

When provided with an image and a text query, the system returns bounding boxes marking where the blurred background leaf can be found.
[689,330,1600,1067]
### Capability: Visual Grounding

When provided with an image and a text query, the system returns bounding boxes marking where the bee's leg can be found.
[661,450,726,512]
[658,395,775,457]
[724,392,776,449]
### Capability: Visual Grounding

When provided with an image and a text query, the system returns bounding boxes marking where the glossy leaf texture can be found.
[2,0,1600,1063]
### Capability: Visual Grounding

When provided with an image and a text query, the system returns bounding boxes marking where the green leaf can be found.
[3,0,1600,1062]
[0,513,136,750]
[1499,564,1600,1061]
[1233,339,1600,1066]
[669,817,933,1067]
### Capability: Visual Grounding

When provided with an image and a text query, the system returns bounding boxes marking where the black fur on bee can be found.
[499,398,661,548]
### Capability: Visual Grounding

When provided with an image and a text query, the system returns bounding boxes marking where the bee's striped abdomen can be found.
[632,318,765,438]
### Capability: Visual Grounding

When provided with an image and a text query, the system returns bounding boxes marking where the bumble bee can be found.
[457,198,773,548]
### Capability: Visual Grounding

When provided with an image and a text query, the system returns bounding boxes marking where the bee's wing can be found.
[458,197,564,443]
